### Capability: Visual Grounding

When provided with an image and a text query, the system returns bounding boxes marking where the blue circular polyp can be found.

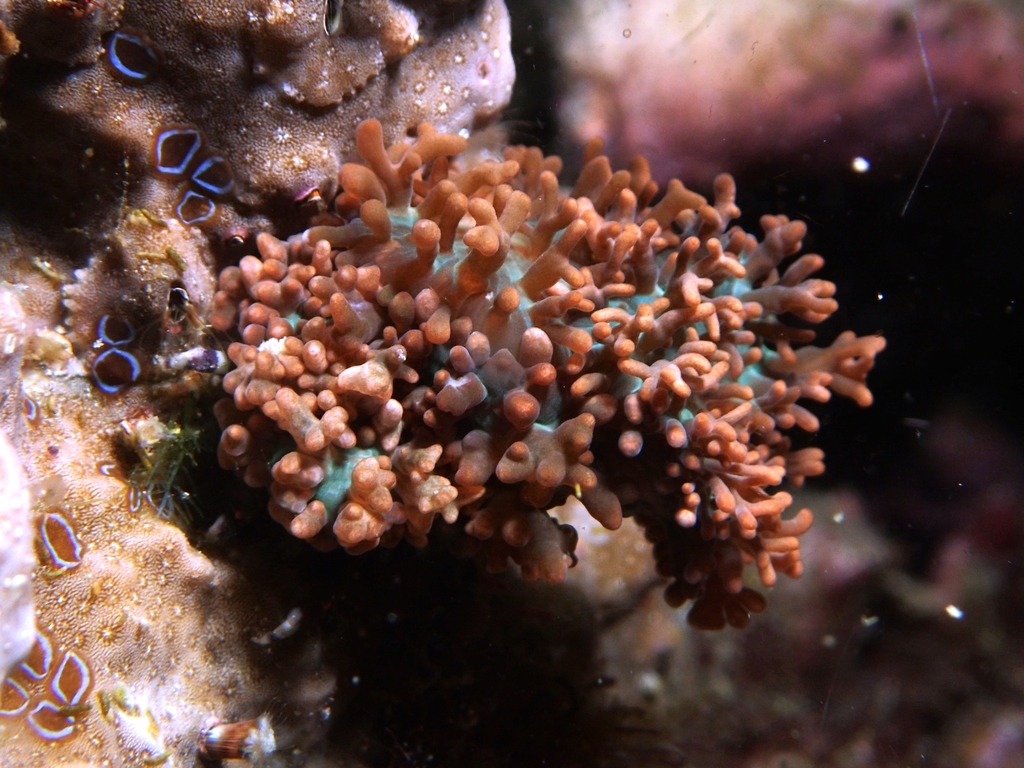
[96,314,135,346]
[191,156,234,196]
[92,348,140,393]
[155,128,202,176]
[176,190,216,224]
[107,31,159,82]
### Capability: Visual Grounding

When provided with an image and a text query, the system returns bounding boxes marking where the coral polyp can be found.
[213,119,885,629]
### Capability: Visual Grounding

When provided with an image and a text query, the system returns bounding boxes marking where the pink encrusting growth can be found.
[212,119,885,629]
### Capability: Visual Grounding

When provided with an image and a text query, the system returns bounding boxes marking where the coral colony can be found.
[212,118,885,629]
[0,0,884,765]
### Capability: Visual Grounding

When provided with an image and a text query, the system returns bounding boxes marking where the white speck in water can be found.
[946,605,964,620]
[637,671,663,698]
[852,156,870,173]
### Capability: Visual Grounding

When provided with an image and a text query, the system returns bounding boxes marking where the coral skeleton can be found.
[213,119,885,629]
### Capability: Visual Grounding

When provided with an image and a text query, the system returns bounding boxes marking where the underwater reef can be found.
[0,1,895,766]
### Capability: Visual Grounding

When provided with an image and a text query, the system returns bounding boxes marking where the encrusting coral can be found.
[0,212,342,767]
[213,118,886,629]
[0,0,514,237]
[0,297,338,765]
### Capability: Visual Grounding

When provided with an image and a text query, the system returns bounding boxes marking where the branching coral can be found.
[213,120,885,629]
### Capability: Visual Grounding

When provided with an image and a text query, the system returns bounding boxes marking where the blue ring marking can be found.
[155,128,202,176]
[41,512,83,569]
[127,483,142,512]
[27,701,74,741]
[0,678,29,716]
[51,651,91,706]
[96,314,135,346]
[19,633,52,681]
[191,155,234,196]
[107,30,159,82]
[176,190,216,225]
[92,348,141,393]
[23,395,38,426]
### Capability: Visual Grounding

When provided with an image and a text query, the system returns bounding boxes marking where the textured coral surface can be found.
[0,258,338,766]
[0,0,514,237]
[0,280,344,765]
[213,119,885,629]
